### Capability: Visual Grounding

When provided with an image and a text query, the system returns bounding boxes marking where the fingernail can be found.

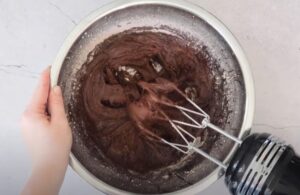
[53,86,61,95]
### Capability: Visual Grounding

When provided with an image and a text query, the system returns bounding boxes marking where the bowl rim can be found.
[51,0,255,194]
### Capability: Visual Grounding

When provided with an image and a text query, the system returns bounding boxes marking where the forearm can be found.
[21,159,69,195]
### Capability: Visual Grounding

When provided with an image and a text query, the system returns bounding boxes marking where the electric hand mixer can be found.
[137,79,300,195]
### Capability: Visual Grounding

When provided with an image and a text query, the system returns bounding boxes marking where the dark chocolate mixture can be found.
[75,31,218,173]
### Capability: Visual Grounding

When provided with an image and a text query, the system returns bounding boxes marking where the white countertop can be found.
[0,0,299,194]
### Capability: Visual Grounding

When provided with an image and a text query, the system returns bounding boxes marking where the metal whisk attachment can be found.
[137,81,300,195]
[155,88,242,170]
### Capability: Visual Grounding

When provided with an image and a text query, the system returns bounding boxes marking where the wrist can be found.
[32,155,69,173]
[25,156,69,195]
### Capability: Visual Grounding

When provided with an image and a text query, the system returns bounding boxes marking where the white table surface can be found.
[0,0,299,194]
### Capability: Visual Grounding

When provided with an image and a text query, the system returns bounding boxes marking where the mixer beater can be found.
[137,80,300,195]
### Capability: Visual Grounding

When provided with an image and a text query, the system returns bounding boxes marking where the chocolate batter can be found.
[75,31,217,173]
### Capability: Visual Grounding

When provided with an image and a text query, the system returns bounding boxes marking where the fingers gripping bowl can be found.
[51,0,254,194]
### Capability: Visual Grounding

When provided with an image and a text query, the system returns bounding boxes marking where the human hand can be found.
[21,67,72,195]
[21,67,72,166]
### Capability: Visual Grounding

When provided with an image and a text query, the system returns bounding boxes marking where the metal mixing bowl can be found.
[51,0,255,194]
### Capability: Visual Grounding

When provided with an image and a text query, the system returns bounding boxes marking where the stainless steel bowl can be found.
[51,0,254,194]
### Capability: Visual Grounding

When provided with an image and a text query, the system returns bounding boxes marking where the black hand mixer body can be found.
[225,133,300,195]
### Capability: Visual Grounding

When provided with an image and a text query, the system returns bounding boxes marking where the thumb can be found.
[48,86,67,123]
